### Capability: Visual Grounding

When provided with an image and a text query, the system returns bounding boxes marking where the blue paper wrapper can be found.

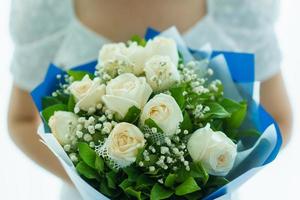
[31,27,282,200]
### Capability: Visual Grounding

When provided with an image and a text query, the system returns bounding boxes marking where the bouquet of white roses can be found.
[32,28,281,200]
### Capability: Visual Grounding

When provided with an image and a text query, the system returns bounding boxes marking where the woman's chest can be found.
[74,0,207,42]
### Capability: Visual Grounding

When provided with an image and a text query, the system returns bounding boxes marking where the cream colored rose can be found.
[99,42,128,64]
[102,73,152,118]
[140,93,183,136]
[48,111,78,145]
[144,55,180,91]
[187,124,237,176]
[98,42,148,76]
[69,75,106,112]
[126,42,149,75]
[105,122,146,167]
[146,36,179,65]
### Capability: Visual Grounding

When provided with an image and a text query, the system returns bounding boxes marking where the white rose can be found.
[99,42,148,76]
[48,111,78,145]
[102,73,152,118]
[144,55,180,91]
[146,36,179,65]
[69,75,106,112]
[99,42,128,64]
[140,93,183,136]
[187,124,237,176]
[105,122,146,167]
[126,42,150,75]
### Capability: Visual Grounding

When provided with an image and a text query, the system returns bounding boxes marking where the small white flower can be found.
[149,166,156,172]
[83,134,93,142]
[69,153,78,162]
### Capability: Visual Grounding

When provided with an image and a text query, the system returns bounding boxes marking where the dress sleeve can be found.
[9,0,72,91]
[209,0,282,81]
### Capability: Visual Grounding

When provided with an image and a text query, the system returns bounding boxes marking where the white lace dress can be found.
[9,0,281,199]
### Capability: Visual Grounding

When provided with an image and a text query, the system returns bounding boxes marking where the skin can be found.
[8,0,292,184]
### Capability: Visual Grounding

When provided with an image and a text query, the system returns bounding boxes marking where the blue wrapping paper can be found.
[31,27,282,200]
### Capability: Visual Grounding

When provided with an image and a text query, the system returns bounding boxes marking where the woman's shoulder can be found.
[208,0,280,28]
[10,0,74,45]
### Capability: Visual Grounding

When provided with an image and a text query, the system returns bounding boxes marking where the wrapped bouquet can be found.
[32,28,282,200]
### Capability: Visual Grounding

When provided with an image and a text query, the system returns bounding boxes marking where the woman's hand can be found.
[260,72,293,147]
[7,85,72,184]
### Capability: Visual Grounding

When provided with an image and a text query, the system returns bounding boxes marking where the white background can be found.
[0,1,299,199]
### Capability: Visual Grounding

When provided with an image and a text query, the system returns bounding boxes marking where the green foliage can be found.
[123,167,141,182]
[67,95,76,112]
[203,103,231,119]
[180,111,193,133]
[122,106,141,124]
[131,35,147,47]
[169,85,186,110]
[178,51,184,66]
[150,184,174,200]
[164,174,177,188]
[221,98,247,129]
[106,171,118,189]
[76,161,98,179]
[125,187,143,200]
[190,162,209,185]
[175,177,201,196]
[41,104,67,123]
[42,96,62,109]
[78,142,104,172]
[67,70,95,81]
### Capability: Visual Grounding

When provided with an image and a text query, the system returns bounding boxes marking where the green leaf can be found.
[206,177,229,188]
[78,142,97,169]
[76,161,98,179]
[190,162,209,185]
[122,106,141,123]
[95,156,105,173]
[56,93,70,105]
[221,99,247,129]
[184,191,204,200]
[203,103,231,119]
[150,183,174,200]
[41,104,67,123]
[136,174,154,190]
[180,112,193,133]
[144,118,164,134]
[125,187,143,200]
[119,179,133,191]
[175,177,201,196]
[106,171,117,189]
[178,51,184,65]
[131,35,147,47]
[123,167,141,182]
[67,95,76,112]
[176,168,191,183]
[169,85,186,109]
[67,70,95,81]
[164,174,177,188]
[100,180,114,197]
[42,96,62,109]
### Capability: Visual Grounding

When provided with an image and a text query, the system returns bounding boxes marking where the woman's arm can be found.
[7,85,71,184]
[260,72,293,147]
